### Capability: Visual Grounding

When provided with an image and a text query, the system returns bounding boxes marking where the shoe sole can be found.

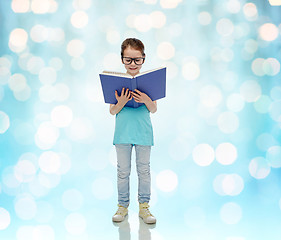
[112,214,128,222]
[139,216,156,224]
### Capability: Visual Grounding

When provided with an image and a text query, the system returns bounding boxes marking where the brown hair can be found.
[121,38,145,57]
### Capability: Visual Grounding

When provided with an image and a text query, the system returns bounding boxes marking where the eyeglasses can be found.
[122,57,145,65]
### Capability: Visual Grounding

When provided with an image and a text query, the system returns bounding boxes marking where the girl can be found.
[110,38,156,224]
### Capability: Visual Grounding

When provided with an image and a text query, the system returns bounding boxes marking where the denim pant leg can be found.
[115,144,133,208]
[135,145,151,204]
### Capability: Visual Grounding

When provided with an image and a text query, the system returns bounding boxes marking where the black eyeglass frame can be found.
[121,57,145,65]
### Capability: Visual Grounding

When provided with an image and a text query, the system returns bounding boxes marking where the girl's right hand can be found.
[110,88,132,115]
[115,88,132,105]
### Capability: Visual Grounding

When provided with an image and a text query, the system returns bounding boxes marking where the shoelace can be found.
[115,207,127,216]
[140,207,153,217]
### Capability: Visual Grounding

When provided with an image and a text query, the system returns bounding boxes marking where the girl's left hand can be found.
[131,89,151,103]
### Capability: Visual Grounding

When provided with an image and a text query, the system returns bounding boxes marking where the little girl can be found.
[110,38,157,224]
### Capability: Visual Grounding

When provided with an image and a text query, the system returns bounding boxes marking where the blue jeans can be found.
[115,144,151,208]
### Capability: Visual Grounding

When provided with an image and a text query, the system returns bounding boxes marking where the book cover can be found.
[99,67,166,108]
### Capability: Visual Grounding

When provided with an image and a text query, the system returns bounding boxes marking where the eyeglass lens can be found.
[122,57,144,65]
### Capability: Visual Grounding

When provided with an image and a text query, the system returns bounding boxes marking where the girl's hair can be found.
[121,38,145,57]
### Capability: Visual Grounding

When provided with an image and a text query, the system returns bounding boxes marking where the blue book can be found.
[99,67,166,108]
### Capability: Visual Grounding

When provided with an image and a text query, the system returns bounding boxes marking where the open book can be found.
[99,67,166,108]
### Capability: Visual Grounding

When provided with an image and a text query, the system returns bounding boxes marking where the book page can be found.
[101,71,132,78]
[136,66,165,77]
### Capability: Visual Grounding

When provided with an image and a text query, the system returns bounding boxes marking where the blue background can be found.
[0,0,281,239]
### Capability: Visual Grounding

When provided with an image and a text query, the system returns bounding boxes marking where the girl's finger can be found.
[125,88,129,96]
[133,94,139,99]
[121,87,125,95]
[115,90,119,99]
[133,91,140,96]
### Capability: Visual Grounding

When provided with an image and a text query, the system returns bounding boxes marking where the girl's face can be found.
[122,46,144,76]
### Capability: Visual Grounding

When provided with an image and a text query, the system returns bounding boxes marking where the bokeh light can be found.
[268,0,281,5]
[156,170,178,192]
[0,208,11,230]
[35,122,60,149]
[169,136,195,161]
[0,111,10,134]
[27,56,45,74]
[157,42,175,60]
[66,117,94,142]
[11,0,30,13]
[254,95,271,113]
[14,195,37,220]
[227,0,241,13]
[263,58,280,76]
[200,85,222,108]
[269,100,281,122]
[220,202,242,224]
[217,111,239,134]
[71,11,89,28]
[30,25,64,43]
[192,144,215,166]
[160,0,182,9]
[249,157,271,179]
[243,3,258,21]
[34,225,56,240]
[39,67,57,85]
[150,11,166,28]
[215,143,237,165]
[240,80,261,102]
[256,133,278,151]
[213,173,244,196]
[8,73,27,92]
[9,28,28,53]
[73,0,92,10]
[266,146,281,168]
[31,0,58,14]
[198,11,212,25]
[226,93,245,112]
[67,39,85,57]
[216,18,234,37]
[14,159,37,183]
[259,23,279,41]
[38,151,61,174]
[182,60,200,81]
[51,105,73,128]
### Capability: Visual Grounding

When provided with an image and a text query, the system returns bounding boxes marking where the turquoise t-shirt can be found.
[113,105,154,146]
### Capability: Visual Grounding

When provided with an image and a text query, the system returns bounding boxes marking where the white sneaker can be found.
[112,205,128,222]
[139,202,156,224]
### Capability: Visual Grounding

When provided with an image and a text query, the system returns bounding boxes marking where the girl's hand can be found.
[115,88,132,105]
[131,89,151,103]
